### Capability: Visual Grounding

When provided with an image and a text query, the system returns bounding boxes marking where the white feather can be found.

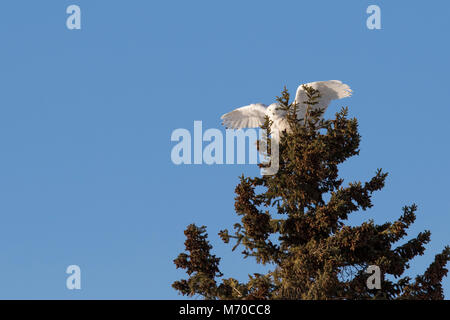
[221,80,352,138]
[221,103,267,129]
[294,80,352,121]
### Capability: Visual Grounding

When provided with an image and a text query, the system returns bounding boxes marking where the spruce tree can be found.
[172,86,450,300]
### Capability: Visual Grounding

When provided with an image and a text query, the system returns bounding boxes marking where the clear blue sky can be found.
[0,0,449,299]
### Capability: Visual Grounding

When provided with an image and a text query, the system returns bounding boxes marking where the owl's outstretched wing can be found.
[294,80,352,120]
[221,103,268,129]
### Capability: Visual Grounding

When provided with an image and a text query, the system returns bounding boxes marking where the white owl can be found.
[221,80,352,134]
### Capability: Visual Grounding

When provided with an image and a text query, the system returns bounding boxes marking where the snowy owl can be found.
[221,80,352,134]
